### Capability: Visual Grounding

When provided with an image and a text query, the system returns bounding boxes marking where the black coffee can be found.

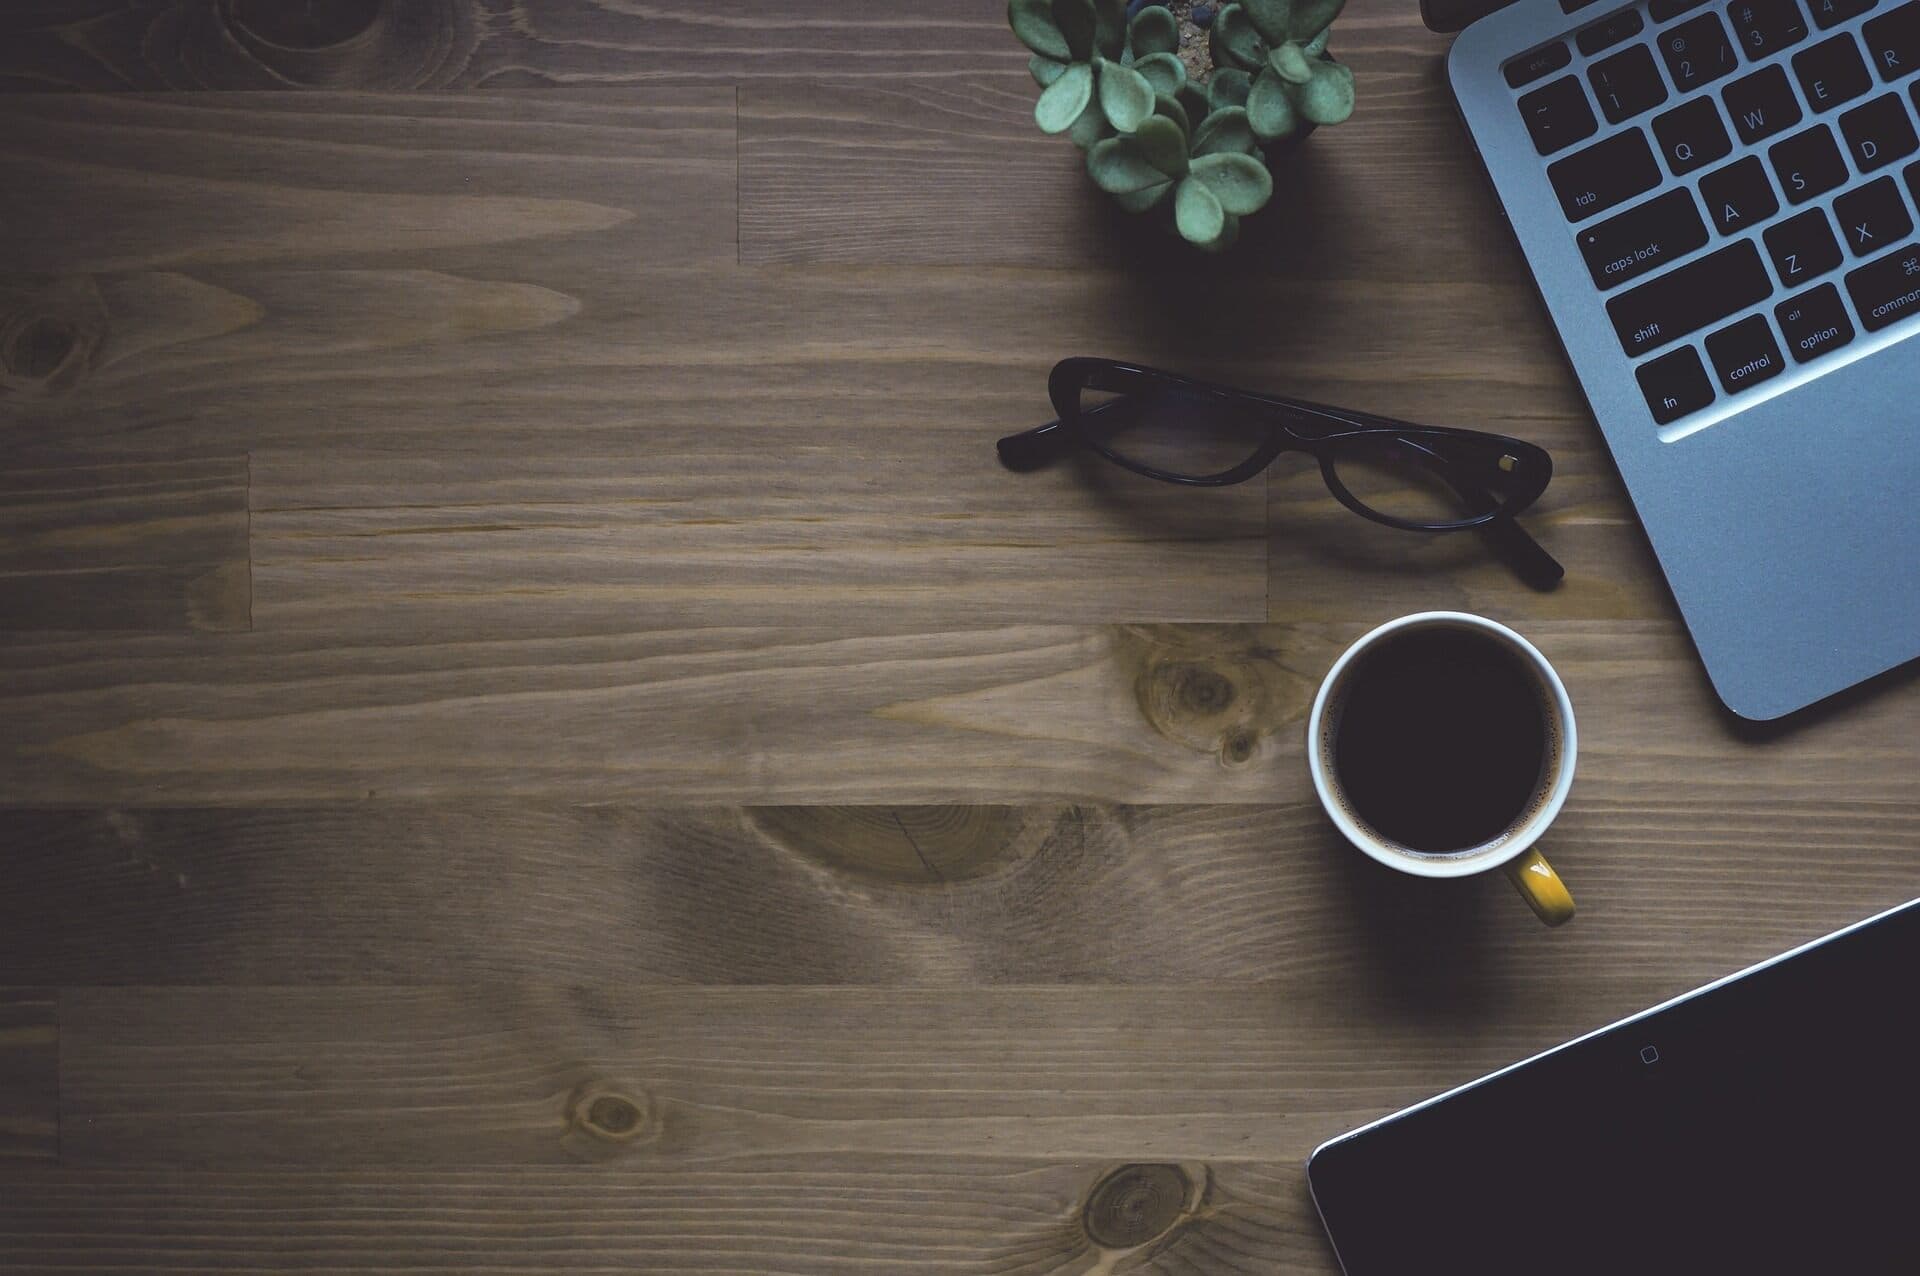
[1330,627,1550,853]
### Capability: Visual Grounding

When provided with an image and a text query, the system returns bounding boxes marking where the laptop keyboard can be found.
[1509,0,1920,425]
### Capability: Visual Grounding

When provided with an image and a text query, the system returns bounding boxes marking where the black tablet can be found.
[1308,898,1920,1274]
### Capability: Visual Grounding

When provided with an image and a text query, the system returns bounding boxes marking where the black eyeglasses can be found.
[997,357,1564,591]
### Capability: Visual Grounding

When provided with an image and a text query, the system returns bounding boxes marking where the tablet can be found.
[1308,898,1920,1274]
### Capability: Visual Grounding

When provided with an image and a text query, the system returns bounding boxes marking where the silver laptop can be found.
[1442,0,1920,718]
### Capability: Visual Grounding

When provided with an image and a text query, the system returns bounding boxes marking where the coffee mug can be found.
[1307,611,1577,926]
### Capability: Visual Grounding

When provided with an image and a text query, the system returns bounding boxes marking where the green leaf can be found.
[1069,97,1113,147]
[1177,82,1211,127]
[1153,90,1190,138]
[1052,0,1098,59]
[1009,0,1070,59]
[1088,135,1172,192]
[1133,50,1186,95]
[1197,211,1241,252]
[1097,58,1155,132]
[1114,180,1174,212]
[1269,40,1313,84]
[1302,25,1331,56]
[1092,0,1128,58]
[1243,0,1293,44]
[1208,66,1253,111]
[1285,0,1345,40]
[1210,4,1266,70]
[1174,176,1226,245]
[1030,53,1068,86]
[1190,150,1274,214]
[1129,4,1179,55]
[1192,105,1256,155]
[1246,66,1299,139]
[1133,112,1189,176]
[1296,57,1355,124]
[1035,61,1095,133]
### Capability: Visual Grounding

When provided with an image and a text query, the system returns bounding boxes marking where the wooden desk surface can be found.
[2,1,1916,1270]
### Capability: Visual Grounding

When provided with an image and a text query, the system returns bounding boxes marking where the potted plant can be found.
[1011,0,1354,250]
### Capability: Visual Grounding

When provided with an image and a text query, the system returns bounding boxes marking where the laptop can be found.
[1308,896,1920,1272]
[1439,0,1920,718]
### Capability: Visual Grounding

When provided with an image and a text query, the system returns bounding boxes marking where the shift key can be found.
[1577,189,1709,290]
[1548,128,1662,221]
[1607,239,1773,356]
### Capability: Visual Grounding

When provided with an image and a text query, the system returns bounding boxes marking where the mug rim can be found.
[1306,611,1578,880]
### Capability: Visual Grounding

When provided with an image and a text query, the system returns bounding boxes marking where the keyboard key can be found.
[1700,155,1782,231]
[1706,313,1788,390]
[1579,7,1647,53]
[1608,238,1774,354]
[1589,45,1671,122]
[1549,128,1664,219]
[1863,3,1919,81]
[1833,175,1916,253]
[1792,33,1873,109]
[1507,41,1573,88]
[1764,207,1846,279]
[1655,96,1735,172]
[1730,0,1811,59]
[1844,239,1920,328]
[1577,189,1712,287]
[1838,92,1920,168]
[1769,123,1850,200]
[1910,156,1920,203]
[1661,13,1742,90]
[1776,283,1857,359]
[1520,76,1599,155]
[1808,0,1876,31]
[1636,346,1717,421]
[1724,65,1805,142]
[1653,0,1715,20]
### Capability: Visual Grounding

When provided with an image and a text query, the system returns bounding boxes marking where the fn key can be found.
[1637,347,1716,423]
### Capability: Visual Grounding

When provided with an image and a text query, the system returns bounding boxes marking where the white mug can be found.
[1307,611,1578,926]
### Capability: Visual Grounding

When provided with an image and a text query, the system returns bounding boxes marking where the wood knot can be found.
[562,1082,657,1158]
[0,277,107,396]
[1082,1163,1197,1251]
[226,0,383,48]
[1123,626,1319,768]
[187,0,481,88]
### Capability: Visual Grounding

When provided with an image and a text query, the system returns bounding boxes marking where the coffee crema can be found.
[1324,626,1556,855]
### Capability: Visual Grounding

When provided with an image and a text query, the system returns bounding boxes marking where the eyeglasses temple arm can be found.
[996,419,1073,471]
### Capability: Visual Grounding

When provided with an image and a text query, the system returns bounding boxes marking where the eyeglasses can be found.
[997,357,1564,591]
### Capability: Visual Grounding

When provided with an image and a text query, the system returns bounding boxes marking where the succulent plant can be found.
[1209,0,1354,141]
[1011,0,1352,250]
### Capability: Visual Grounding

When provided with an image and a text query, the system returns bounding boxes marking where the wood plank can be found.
[0,1,1011,92]
[0,90,734,274]
[40,978,1740,1167]
[0,454,249,631]
[738,37,1516,279]
[4,619,1920,803]
[0,990,58,1162]
[0,1160,1331,1274]
[4,803,1915,986]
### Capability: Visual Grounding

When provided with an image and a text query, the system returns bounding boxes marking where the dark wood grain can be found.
[0,455,248,631]
[0,1,1011,92]
[0,990,57,1162]
[5,1,1920,1272]
[0,1159,1328,1274]
[5,619,1920,803]
[4,803,1915,986]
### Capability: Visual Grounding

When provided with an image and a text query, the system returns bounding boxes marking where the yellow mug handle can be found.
[1503,846,1575,927]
